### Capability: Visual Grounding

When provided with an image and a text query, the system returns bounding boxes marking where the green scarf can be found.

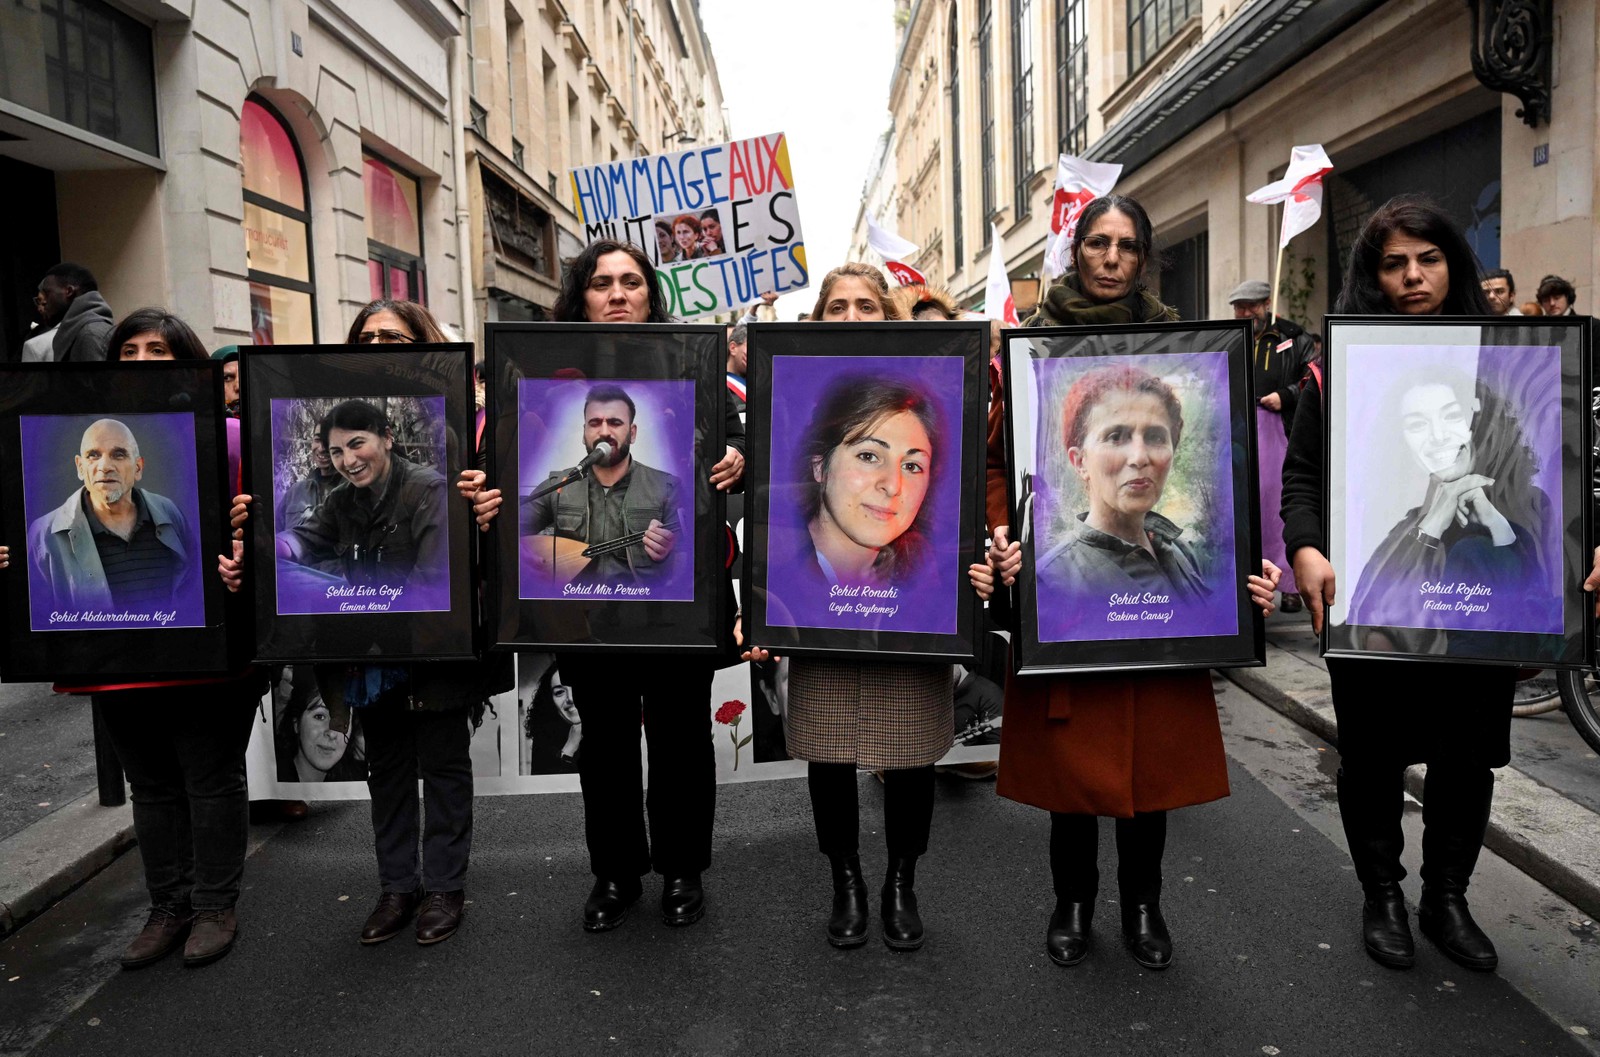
[1023,273,1179,328]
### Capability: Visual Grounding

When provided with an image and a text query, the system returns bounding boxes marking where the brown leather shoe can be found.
[415,891,465,945]
[360,890,422,945]
[183,908,238,967]
[121,904,193,969]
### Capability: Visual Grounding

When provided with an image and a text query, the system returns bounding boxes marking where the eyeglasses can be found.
[355,329,417,344]
[1079,235,1143,260]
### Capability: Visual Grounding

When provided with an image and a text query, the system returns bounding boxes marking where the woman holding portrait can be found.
[1282,196,1593,974]
[743,263,995,953]
[987,195,1279,971]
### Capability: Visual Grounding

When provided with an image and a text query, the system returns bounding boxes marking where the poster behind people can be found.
[0,362,236,681]
[1323,317,1592,667]
[743,321,987,661]
[1003,321,1264,674]
[242,345,477,663]
[567,132,808,320]
[484,323,727,652]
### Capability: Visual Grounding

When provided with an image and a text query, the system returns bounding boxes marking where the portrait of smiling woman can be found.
[798,377,937,589]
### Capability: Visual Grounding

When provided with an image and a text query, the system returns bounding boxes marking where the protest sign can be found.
[567,132,808,319]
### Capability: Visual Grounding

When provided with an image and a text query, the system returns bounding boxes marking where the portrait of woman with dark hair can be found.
[796,374,938,590]
[273,666,366,783]
[671,214,705,262]
[1037,362,1208,603]
[1346,366,1555,637]
[275,398,449,596]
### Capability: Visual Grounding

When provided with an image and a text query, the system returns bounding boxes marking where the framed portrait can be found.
[484,323,728,652]
[1002,321,1265,674]
[0,362,236,681]
[742,321,988,662]
[241,345,476,662]
[1323,316,1593,668]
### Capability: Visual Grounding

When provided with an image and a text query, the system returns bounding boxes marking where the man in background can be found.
[30,263,114,362]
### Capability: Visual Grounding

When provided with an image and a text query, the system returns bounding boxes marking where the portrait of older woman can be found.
[796,376,938,590]
[1346,365,1555,635]
[1038,363,1207,604]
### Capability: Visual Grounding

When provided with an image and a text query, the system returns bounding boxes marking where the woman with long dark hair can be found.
[743,262,996,953]
[465,238,744,933]
[229,298,503,948]
[1283,195,1547,974]
[987,195,1279,971]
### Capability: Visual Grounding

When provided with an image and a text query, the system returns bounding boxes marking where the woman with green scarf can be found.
[987,194,1280,971]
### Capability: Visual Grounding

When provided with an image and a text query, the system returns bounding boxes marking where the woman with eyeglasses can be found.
[227,298,505,949]
[987,195,1279,971]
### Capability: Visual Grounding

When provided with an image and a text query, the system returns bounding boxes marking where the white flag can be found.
[1043,155,1123,278]
[865,214,919,262]
[1247,144,1334,249]
[985,222,1018,326]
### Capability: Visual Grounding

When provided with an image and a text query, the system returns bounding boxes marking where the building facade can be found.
[867,0,1596,329]
[460,0,728,330]
[0,0,473,357]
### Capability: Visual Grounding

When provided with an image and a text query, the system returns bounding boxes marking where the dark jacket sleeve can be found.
[1280,369,1325,559]
[985,361,1010,534]
[724,399,747,471]
[1275,333,1317,419]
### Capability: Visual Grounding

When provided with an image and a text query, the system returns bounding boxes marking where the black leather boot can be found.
[1120,903,1171,970]
[1419,767,1498,972]
[880,855,924,952]
[1046,901,1092,967]
[1337,767,1415,969]
[826,855,869,948]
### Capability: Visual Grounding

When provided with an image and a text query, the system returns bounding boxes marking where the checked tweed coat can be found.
[785,659,954,770]
[985,359,1229,818]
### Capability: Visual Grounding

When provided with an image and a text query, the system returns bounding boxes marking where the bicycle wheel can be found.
[1511,674,1564,716]
[1556,669,1600,754]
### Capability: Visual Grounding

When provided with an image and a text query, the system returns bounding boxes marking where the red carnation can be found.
[714,700,747,725]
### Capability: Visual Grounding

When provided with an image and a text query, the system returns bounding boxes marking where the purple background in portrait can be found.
[270,396,451,615]
[1341,344,1563,634]
[517,378,697,602]
[764,354,965,635]
[1032,352,1239,643]
[19,412,206,632]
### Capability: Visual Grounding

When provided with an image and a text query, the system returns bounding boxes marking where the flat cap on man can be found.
[1227,279,1272,304]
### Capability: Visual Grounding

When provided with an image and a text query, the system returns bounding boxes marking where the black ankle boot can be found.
[881,855,923,952]
[1361,883,1415,969]
[1046,900,1091,967]
[1418,890,1497,971]
[826,855,868,949]
[1120,902,1171,970]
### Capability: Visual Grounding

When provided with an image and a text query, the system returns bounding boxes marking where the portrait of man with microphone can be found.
[521,383,682,595]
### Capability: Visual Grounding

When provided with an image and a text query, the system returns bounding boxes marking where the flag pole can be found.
[1269,221,1286,326]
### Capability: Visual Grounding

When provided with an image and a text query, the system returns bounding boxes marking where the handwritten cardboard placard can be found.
[568,132,809,319]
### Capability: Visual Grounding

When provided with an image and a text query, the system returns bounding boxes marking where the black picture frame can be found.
[0,362,238,681]
[1002,320,1265,674]
[742,320,987,662]
[1322,315,1594,668]
[484,323,728,653]
[241,344,476,662]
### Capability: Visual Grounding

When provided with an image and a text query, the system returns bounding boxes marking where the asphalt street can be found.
[1,679,1596,1057]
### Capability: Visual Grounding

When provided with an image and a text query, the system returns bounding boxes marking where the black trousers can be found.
[1050,811,1167,906]
[560,656,716,879]
[1327,658,1507,894]
[360,705,474,894]
[96,678,260,911]
[808,763,935,859]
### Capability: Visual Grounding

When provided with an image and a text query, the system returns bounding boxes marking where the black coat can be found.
[1252,317,1317,433]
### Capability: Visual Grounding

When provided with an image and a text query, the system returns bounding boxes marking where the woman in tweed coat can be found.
[742,263,994,952]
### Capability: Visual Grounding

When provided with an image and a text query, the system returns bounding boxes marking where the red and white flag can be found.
[865,214,925,285]
[883,260,927,287]
[985,222,1019,326]
[1042,155,1123,278]
[1247,144,1334,248]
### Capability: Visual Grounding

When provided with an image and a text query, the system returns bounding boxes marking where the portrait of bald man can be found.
[26,417,198,614]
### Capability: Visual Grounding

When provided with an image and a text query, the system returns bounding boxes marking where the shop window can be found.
[240,97,315,344]
[364,152,426,303]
